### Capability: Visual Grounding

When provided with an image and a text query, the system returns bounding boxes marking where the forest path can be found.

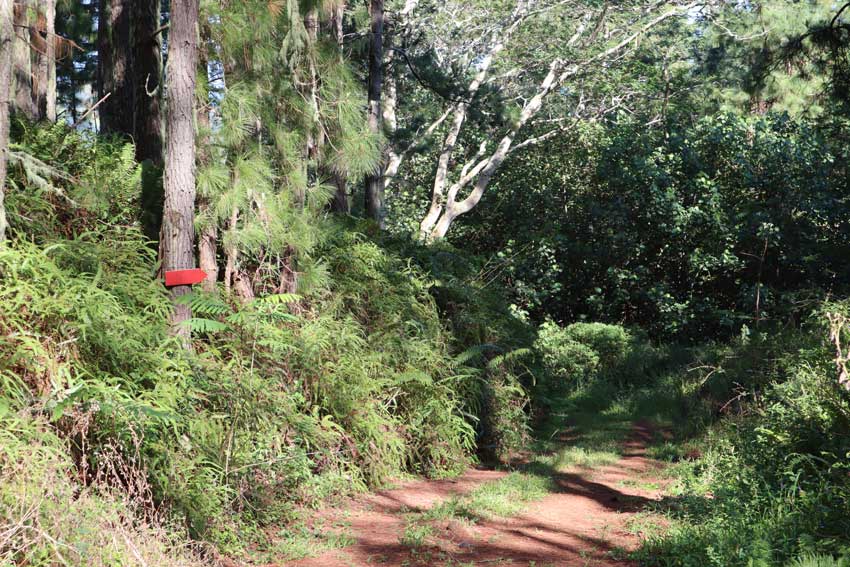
[282,421,669,567]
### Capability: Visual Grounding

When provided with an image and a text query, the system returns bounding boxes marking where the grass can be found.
[529,378,683,474]
[253,519,355,561]
[399,523,436,547]
[395,379,687,553]
[534,445,621,470]
[399,470,556,549]
[444,472,554,520]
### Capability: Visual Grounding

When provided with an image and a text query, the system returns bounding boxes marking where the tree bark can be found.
[161,0,199,337]
[133,0,162,164]
[44,0,53,121]
[33,0,54,121]
[363,0,384,227]
[304,7,320,161]
[426,60,561,241]
[97,0,134,136]
[196,29,217,292]
[329,1,349,214]
[376,0,423,195]
[223,207,237,296]
[134,0,164,242]
[418,43,501,240]
[0,0,12,242]
[12,0,33,118]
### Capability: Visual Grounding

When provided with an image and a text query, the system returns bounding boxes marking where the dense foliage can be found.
[0,126,533,562]
[1,0,849,565]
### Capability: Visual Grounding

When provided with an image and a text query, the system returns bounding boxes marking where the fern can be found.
[177,292,231,317]
[253,293,302,305]
[183,318,230,334]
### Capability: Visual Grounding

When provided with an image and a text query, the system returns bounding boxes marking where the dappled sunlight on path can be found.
[282,421,669,567]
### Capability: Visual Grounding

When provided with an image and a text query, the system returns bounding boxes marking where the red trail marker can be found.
[164,268,208,288]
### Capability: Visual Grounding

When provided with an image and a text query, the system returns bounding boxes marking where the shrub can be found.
[638,308,850,566]
[533,321,663,400]
[535,322,600,389]
[563,322,632,368]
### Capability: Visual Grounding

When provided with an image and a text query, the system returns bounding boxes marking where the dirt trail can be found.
[285,422,666,567]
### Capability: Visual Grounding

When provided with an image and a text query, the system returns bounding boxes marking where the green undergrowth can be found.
[0,417,206,567]
[251,519,356,562]
[0,124,535,564]
[628,322,850,566]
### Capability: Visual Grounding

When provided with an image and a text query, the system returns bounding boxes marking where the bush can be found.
[533,321,663,401]
[535,322,600,389]
[638,308,850,566]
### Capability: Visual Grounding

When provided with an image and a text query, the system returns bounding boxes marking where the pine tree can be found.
[161,0,200,336]
[192,0,380,300]
[97,0,134,134]
[132,0,162,165]
[0,0,11,242]
[134,0,164,242]
[12,0,34,117]
[364,0,384,227]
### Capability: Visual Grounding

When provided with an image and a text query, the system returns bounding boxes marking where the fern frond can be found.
[182,318,230,334]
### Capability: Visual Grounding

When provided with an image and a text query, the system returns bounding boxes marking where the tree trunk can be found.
[12,1,33,118]
[161,0,199,337]
[33,0,53,120]
[417,28,507,241]
[134,0,164,242]
[363,0,384,227]
[224,208,237,296]
[44,0,53,121]
[304,8,320,159]
[329,1,349,214]
[32,0,54,120]
[196,30,217,292]
[0,0,12,242]
[133,0,162,164]
[97,0,134,136]
[425,60,561,241]
[330,175,349,213]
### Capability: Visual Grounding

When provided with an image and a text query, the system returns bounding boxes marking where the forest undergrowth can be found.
[2,123,849,567]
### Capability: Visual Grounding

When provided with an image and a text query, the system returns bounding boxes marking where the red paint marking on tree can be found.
[164,268,207,287]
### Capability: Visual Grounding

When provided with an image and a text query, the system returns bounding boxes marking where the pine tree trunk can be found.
[43,0,53,121]
[33,0,53,120]
[134,0,164,242]
[12,1,34,118]
[224,208,237,296]
[363,0,384,227]
[33,1,43,114]
[0,0,12,242]
[161,0,199,337]
[304,8,319,161]
[133,0,162,163]
[196,31,217,292]
[330,175,349,213]
[329,1,350,214]
[97,0,133,135]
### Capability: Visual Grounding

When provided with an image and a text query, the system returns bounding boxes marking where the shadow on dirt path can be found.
[280,420,668,567]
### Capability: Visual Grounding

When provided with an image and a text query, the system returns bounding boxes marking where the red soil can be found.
[279,422,667,567]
